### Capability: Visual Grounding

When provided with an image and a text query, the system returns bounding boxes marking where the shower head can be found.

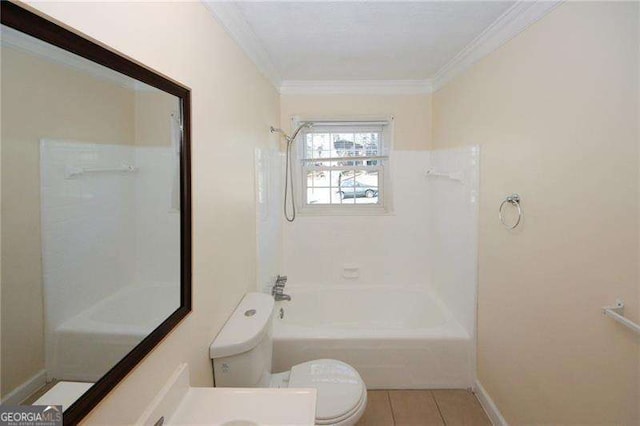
[290,122,313,142]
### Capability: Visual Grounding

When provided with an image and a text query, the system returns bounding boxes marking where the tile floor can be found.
[356,389,492,426]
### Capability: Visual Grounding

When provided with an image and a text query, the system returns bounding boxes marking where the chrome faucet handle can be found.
[271,282,280,295]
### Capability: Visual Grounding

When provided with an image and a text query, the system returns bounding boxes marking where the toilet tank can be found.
[210,292,275,387]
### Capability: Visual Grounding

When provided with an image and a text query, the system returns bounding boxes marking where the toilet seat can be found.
[315,389,367,425]
[288,359,366,425]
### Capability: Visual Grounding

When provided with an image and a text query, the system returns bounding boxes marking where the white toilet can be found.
[210,292,367,426]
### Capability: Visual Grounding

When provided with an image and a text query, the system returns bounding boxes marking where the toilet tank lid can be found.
[210,292,274,359]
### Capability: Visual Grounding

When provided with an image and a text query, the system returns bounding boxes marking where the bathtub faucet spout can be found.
[272,275,292,302]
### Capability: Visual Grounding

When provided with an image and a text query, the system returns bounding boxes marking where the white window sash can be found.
[302,165,384,207]
[301,155,388,163]
[293,117,393,214]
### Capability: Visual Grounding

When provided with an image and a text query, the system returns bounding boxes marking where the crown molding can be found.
[203,0,563,95]
[279,80,433,95]
[203,1,282,88]
[432,0,564,91]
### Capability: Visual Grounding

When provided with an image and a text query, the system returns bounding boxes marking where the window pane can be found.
[355,191,379,204]
[355,133,378,157]
[355,171,379,204]
[331,187,343,204]
[336,170,355,204]
[330,170,344,188]
[306,170,329,187]
[307,187,331,205]
[304,134,313,158]
[333,133,355,157]
[312,133,331,159]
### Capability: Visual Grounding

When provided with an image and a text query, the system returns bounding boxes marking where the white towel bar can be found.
[603,300,640,335]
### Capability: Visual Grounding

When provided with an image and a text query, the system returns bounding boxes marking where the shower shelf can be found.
[65,165,138,179]
[425,169,465,183]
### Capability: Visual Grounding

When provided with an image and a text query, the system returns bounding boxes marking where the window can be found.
[299,120,391,212]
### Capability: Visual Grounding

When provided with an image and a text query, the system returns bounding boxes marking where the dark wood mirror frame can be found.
[1,2,192,424]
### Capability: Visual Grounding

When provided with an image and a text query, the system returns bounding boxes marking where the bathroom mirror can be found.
[0,2,191,423]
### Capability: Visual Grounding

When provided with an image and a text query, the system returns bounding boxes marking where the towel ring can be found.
[499,193,522,229]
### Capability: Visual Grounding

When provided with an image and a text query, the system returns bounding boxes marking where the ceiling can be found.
[234,1,514,81]
[205,1,562,92]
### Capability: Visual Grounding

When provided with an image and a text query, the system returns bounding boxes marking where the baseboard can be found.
[473,380,508,426]
[1,369,47,405]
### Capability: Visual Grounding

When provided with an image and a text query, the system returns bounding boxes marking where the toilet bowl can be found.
[210,292,367,426]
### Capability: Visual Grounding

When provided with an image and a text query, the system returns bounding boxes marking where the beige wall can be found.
[432,2,639,424]
[1,46,136,397]
[280,94,432,150]
[19,1,279,423]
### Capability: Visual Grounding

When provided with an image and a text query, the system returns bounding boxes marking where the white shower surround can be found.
[40,140,180,381]
[255,148,284,295]
[269,146,479,389]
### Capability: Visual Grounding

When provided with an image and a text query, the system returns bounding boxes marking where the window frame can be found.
[294,117,394,216]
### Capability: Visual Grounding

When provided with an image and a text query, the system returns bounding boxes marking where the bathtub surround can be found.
[432,2,640,424]
[40,141,136,336]
[255,148,284,294]
[283,150,433,287]
[274,148,479,389]
[426,146,479,335]
[40,140,180,382]
[276,93,479,389]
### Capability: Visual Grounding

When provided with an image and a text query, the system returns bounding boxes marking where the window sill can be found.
[296,205,395,217]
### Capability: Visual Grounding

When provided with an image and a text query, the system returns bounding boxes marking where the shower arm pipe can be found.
[270,122,312,143]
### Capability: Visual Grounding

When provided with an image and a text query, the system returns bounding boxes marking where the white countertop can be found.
[168,388,316,425]
[137,364,316,426]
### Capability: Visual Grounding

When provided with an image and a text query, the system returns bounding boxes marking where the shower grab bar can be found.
[603,300,640,335]
[65,165,138,179]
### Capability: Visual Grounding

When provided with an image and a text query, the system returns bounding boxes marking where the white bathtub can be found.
[272,285,474,389]
[49,284,178,382]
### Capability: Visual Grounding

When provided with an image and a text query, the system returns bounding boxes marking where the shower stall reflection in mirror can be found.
[0,2,192,424]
